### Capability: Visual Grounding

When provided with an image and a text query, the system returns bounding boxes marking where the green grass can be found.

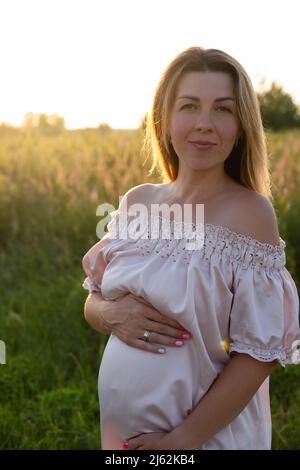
[0,246,105,449]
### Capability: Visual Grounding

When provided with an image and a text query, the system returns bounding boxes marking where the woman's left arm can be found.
[127,353,277,450]
[162,353,278,449]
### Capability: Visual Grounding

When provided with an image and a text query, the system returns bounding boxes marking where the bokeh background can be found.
[0,0,299,449]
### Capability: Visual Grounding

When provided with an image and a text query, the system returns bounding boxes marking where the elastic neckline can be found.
[156,213,286,251]
[118,210,286,252]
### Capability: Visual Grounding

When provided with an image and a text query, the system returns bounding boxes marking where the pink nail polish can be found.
[123,441,129,449]
[182,333,192,339]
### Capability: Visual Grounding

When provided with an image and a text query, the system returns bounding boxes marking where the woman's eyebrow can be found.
[176,95,235,102]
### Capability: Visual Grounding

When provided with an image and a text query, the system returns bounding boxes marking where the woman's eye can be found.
[217,106,232,113]
[180,104,196,110]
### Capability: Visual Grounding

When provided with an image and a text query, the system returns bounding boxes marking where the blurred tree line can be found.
[257,82,300,131]
[22,112,65,135]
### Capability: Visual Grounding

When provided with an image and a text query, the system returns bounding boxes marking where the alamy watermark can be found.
[95,198,205,250]
[291,340,300,365]
[0,340,6,365]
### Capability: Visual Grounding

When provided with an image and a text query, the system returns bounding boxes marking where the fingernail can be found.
[158,348,166,354]
[182,333,192,339]
[175,340,184,346]
[123,441,129,449]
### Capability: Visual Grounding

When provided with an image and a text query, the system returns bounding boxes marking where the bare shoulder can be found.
[234,189,281,245]
[118,183,155,211]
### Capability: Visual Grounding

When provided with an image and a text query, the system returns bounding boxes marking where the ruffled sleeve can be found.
[229,261,300,367]
[81,210,119,293]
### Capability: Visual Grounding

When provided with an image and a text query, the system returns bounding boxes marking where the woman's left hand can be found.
[125,431,181,450]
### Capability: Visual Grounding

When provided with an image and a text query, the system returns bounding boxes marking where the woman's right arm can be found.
[83,291,113,335]
[83,291,193,354]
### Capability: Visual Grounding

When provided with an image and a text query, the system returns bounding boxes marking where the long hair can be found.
[142,46,273,201]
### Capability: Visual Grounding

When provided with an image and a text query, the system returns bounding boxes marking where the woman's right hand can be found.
[102,292,193,354]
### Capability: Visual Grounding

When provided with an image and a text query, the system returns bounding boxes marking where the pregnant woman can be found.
[82,46,300,450]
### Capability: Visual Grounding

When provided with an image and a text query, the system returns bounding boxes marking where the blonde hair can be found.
[143,46,273,201]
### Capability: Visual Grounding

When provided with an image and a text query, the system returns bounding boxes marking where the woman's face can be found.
[168,71,241,170]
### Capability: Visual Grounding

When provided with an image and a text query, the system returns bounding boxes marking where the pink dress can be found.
[82,208,300,450]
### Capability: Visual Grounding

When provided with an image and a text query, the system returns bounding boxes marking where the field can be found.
[0,126,299,449]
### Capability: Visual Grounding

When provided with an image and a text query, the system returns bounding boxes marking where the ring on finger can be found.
[142,330,152,342]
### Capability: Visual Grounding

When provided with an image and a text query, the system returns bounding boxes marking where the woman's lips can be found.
[189,142,216,150]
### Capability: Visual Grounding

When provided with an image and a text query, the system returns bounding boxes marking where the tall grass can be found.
[0,127,299,449]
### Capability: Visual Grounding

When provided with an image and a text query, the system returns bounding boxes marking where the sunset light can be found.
[0,0,299,129]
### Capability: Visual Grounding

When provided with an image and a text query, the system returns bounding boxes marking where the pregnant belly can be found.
[98,334,196,449]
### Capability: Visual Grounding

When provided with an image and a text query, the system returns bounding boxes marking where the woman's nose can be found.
[196,111,213,129]
[195,112,214,130]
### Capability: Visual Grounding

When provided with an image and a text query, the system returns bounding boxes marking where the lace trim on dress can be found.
[229,341,299,367]
[106,211,286,271]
